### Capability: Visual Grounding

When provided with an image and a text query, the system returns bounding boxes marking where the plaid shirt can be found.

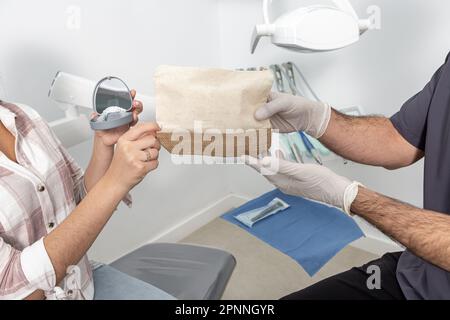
[0,101,95,300]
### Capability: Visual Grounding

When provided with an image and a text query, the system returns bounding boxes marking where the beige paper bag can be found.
[155,65,274,157]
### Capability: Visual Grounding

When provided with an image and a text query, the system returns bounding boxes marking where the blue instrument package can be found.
[222,189,364,276]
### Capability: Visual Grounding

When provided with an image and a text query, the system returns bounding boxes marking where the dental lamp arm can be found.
[263,0,273,24]
[332,0,370,33]
[331,0,358,19]
[264,0,362,23]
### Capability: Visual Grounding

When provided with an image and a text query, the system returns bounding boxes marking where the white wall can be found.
[218,0,450,211]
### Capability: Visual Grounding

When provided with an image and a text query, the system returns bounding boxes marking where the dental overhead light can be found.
[251,0,371,53]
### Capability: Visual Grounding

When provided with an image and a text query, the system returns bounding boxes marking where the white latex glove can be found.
[244,156,361,215]
[255,92,332,138]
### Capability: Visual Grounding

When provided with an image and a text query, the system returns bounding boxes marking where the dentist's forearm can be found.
[44,174,128,284]
[84,134,114,191]
[351,187,450,272]
[320,109,423,169]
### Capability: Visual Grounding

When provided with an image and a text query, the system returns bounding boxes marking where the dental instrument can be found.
[290,62,349,164]
[234,198,290,228]
[281,62,298,96]
[281,62,347,165]
[300,131,323,165]
[281,62,321,102]
[291,63,322,102]
[276,133,296,162]
[251,0,371,54]
[277,63,324,165]
[251,200,286,222]
[270,64,287,93]
[287,133,305,163]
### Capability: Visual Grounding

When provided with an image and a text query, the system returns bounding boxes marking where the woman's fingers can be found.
[138,148,159,162]
[135,135,160,150]
[129,90,143,127]
[131,89,143,115]
[153,138,161,150]
[131,111,139,126]
[130,102,142,126]
[144,160,159,172]
[132,99,143,115]
[123,123,160,141]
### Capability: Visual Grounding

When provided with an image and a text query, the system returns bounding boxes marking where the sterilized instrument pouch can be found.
[154,65,274,158]
[234,198,290,228]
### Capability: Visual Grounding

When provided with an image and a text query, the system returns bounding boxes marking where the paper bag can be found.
[155,65,274,157]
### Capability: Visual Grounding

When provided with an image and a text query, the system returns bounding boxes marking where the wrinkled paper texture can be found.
[155,65,273,157]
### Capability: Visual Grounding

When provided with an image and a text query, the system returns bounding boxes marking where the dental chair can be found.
[109,243,236,300]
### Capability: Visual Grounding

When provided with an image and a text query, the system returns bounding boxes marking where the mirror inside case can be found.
[90,76,133,131]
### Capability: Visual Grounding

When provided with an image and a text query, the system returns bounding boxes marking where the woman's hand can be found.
[44,122,161,287]
[105,122,161,192]
[84,90,145,192]
[95,89,144,147]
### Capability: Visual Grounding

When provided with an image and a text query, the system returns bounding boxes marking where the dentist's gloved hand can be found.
[255,92,332,138]
[244,156,361,215]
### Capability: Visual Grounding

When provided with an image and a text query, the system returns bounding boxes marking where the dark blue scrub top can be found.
[391,53,450,300]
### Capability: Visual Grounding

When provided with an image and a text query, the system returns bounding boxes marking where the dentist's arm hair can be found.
[320,59,446,170]
[352,187,450,272]
[320,110,423,170]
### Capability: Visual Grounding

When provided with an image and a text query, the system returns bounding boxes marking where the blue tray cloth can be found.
[222,189,364,276]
